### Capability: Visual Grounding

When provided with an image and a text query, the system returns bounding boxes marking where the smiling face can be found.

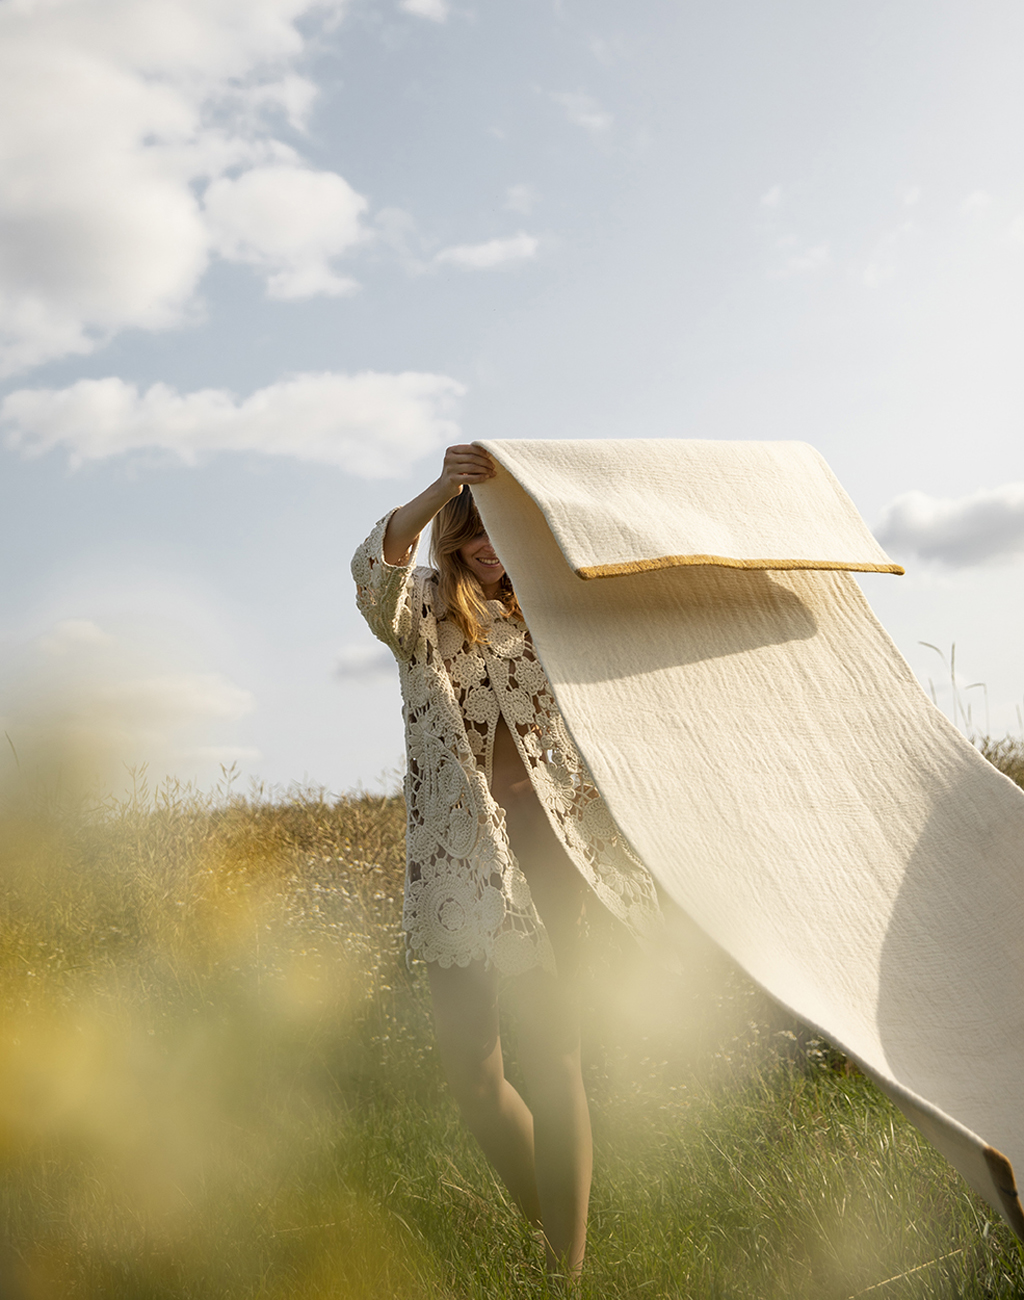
[458,530,506,596]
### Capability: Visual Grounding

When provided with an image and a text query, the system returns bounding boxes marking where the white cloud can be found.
[769,238,830,278]
[183,744,263,763]
[4,619,258,792]
[588,35,628,65]
[1,370,466,475]
[860,219,914,288]
[0,0,361,375]
[204,163,368,298]
[903,185,922,207]
[961,190,993,214]
[434,233,539,270]
[760,184,783,209]
[549,91,613,133]
[505,184,537,215]
[373,206,420,267]
[235,74,320,133]
[876,483,1024,566]
[399,0,449,20]
[101,672,255,725]
[335,643,396,681]
[38,619,115,656]
[377,210,538,275]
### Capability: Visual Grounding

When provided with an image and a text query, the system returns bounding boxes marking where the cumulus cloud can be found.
[549,91,613,133]
[204,163,368,298]
[0,0,366,375]
[104,672,253,723]
[1,370,466,475]
[876,483,1024,566]
[399,0,449,20]
[434,233,539,270]
[4,619,257,792]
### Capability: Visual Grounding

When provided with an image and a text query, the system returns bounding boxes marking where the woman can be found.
[352,444,661,1278]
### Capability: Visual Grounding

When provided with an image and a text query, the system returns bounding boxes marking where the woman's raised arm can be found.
[382,445,496,565]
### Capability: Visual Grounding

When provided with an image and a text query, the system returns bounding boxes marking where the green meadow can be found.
[2,743,1024,1299]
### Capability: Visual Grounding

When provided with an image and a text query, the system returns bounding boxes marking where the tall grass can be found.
[977,736,1024,790]
[1,744,1023,1298]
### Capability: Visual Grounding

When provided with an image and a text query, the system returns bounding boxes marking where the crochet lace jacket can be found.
[352,512,662,977]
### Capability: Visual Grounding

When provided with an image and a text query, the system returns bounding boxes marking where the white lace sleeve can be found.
[351,512,421,662]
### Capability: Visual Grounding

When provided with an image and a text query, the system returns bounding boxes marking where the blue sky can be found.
[2,0,1023,794]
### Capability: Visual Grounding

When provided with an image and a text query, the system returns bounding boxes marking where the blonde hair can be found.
[430,489,522,645]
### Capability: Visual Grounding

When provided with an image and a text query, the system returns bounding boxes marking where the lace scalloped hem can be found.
[403,923,557,978]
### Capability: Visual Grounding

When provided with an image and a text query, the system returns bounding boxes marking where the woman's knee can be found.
[427,959,506,1110]
[442,1050,507,1118]
[508,983,583,1096]
[506,967,579,1041]
[519,1034,584,1097]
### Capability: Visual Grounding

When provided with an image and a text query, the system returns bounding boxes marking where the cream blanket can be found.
[471,438,1024,1240]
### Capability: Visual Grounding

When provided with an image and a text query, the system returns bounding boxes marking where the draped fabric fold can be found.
[471,437,1024,1239]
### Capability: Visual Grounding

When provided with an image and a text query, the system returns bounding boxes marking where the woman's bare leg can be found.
[506,967,592,1277]
[430,730,592,1275]
[496,763,591,1277]
[427,959,542,1226]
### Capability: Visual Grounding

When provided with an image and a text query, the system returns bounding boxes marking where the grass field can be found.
[1,743,1024,1298]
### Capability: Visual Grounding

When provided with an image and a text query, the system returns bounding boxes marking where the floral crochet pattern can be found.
[352,512,662,976]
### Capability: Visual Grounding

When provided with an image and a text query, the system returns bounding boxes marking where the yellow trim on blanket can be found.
[575,555,906,580]
[984,1146,1024,1240]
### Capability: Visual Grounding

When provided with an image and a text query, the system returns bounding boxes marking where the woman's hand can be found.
[382,445,496,565]
[436,444,497,498]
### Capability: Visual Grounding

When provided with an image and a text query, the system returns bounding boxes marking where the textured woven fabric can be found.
[477,437,902,578]
[351,512,662,976]
[471,437,1024,1240]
